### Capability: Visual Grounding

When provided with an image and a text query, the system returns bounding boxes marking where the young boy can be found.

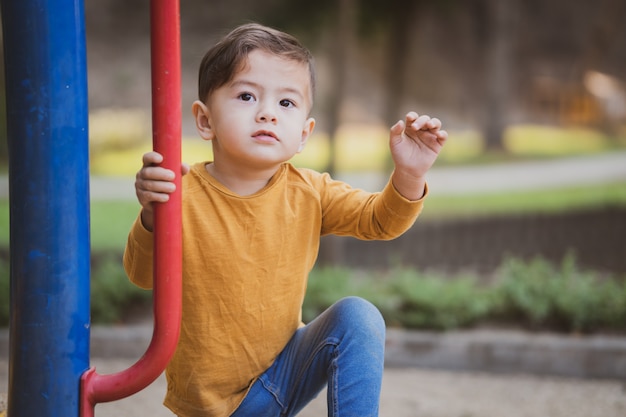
[124,23,447,417]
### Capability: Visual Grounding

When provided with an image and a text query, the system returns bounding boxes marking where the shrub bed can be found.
[304,254,626,334]
[0,253,624,333]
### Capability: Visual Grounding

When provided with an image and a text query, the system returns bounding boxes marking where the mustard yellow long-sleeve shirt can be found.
[123,162,426,417]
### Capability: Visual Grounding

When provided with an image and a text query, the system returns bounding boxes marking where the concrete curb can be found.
[385,328,626,380]
[2,325,626,380]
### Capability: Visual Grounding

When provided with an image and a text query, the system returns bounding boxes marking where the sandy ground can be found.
[2,358,623,417]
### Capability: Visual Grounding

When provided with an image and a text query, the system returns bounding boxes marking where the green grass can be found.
[0,199,140,251]
[1,180,625,250]
[419,181,626,220]
[89,201,140,250]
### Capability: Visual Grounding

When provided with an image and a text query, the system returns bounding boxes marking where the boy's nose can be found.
[256,103,277,123]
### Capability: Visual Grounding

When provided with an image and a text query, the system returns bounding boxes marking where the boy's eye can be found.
[239,93,254,102]
[279,99,294,108]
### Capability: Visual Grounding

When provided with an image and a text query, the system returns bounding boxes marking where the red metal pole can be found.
[80,0,182,415]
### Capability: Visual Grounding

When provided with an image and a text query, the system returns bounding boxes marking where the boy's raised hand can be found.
[135,151,189,231]
[389,112,448,200]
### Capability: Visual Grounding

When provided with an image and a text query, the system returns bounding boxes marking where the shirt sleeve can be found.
[315,172,428,240]
[122,214,155,290]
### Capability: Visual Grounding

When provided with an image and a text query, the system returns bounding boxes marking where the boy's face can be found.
[194,50,315,171]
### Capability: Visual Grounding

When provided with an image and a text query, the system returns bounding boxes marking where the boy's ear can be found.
[192,100,214,141]
[298,117,316,153]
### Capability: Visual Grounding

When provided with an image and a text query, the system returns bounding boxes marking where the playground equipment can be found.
[1,0,182,416]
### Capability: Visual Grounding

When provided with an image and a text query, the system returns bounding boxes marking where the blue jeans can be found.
[230,297,385,417]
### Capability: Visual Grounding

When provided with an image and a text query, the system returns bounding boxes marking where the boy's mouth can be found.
[253,130,278,142]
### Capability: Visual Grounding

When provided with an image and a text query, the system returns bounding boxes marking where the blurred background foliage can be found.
[1,0,625,330]
[4,0,623,174]
[2,0,624,172]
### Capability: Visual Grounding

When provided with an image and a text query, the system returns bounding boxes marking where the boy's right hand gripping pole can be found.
[80,0,182,415]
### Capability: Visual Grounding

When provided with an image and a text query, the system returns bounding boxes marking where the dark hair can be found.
[198,23,316,105]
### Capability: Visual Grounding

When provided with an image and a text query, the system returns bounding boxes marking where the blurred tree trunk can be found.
[317,0,356,266]
[0,33,7,168]
[383,0,422,173]
[579,0,626,138]
[482,0,515,152]
[323,0,355,178]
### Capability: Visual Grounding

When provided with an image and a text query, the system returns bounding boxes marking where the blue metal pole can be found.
[1,0,90,416]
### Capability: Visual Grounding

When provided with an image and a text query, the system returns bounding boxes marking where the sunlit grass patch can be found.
[438,129,484,163]
[181,138,213,163]
[89,108,150,153]
[88,110,625,177]
[290,132,330,171]
[334,123,389,171]
[504,124,611,156]
[90,137,212,176]
[90,143,151,176]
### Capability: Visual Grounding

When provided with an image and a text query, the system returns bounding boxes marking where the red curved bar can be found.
[80,0,182,415]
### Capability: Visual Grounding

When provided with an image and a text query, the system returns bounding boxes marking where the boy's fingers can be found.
[137,165,175,182]
[135,179,174,209]
[427,118,442,130]
[400,112,446,147]
[142,151,163,167]
[416,115,431,128]
[148,189,171,201]
[406,114,431,131]
[391,119,405,135]
[137,189,170,204]
[136,175,176,193]
[405,111,419,122]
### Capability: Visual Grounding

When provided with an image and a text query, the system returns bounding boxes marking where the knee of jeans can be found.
[333,296,385,340]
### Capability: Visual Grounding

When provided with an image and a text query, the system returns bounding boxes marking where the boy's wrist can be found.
[140,208,155,232]
[391,169,427,201]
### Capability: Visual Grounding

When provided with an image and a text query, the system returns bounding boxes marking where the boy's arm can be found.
[314,170,426,240]
[388,112,447,201]
[123,215,155,289]
[316,112,445,239]
[125,151,189,288]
